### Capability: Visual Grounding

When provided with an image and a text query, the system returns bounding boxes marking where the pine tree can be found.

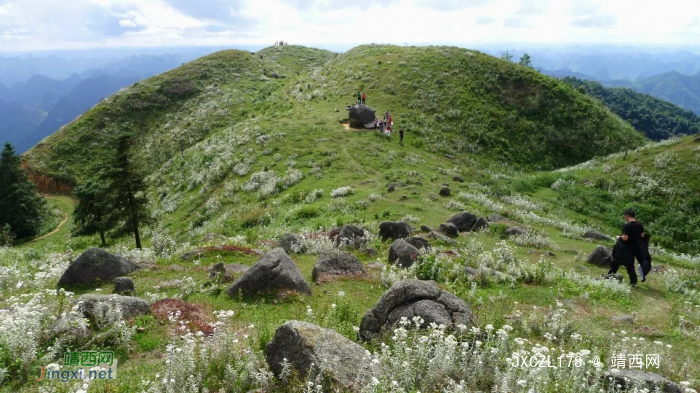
[0,143,46,240]
[72,178,109,247]
[99,133,150,249]
[519,53,533,68]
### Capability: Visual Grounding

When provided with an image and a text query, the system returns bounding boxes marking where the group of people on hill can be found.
[353,92,405,142]
[274,41,286,46]
[606,208,652,287]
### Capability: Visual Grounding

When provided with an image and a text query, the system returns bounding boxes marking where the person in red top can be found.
[361,92,366,105]
[388,114,393,127]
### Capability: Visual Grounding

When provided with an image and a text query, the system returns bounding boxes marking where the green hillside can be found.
[563,77,700,140]
[5,45,699,392]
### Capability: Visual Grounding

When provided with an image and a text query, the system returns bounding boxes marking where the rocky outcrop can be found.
[77,294,151,320]
[583,229,613,242]
[587,245,613,267]
[278,233,304,253]
[359,280,475,341]
[348,105,376,128]
[113,277,135,295]
[447,212,478,232]
[57,248,140,288]
[404,236,431,251]
[379,221,412,242]
[266,321,368,389]
[604,369,681,393]
[225,248,312,298]
[335,224,367,248]
[312,251,369,283]
[388,239,420,268]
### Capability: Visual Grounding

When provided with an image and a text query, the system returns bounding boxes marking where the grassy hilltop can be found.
[2,45,699,392]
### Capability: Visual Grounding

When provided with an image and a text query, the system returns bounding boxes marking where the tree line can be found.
[0,132,149,249]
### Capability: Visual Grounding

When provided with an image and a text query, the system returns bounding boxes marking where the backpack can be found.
[612,238,633,265]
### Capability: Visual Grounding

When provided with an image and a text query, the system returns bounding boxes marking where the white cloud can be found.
[0,0,699,51]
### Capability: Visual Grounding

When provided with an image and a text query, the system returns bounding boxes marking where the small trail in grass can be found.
[28,214,69,244]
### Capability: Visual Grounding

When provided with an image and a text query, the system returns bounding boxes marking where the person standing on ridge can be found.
[607,209,645,286]
[361,92,366,105]
[357,92,362,105]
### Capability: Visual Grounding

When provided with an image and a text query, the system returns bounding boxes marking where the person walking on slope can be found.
[361,92,366,105]
[399,127,404,143]
[607,209,645,286]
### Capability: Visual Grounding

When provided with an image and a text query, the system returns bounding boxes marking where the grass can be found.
[4,44,700,391]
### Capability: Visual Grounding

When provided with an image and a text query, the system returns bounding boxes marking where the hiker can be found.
[361,92,366,105]
[607,209,645,286]
[379,120,384,134]
[385,110,389,121]
[388,114,393,128]
[399,127,404,143]
[357,92,362,105]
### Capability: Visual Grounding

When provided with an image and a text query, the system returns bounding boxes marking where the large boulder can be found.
[312,251,369,283]
[583,229,613,242]
[77,294,151,320]
[335,224,367,249]
[225,248,312,298]
[438,223,459,238]
[378,221,412,242]
[278,233,304,253]
[605,369,681,393]
[447,212,478,232]
[359,280,475,341]
[471,217,489,231]
[58,248,140,288]
[388,239,420,268]
[348,105,376,128]
[587,245,613,267]
[266,321,368,389]
[439,186,451,197]
[404,236,431,251]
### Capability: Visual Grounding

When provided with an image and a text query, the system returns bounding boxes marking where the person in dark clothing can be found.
[361,92,366,105]
[399,127,404,142]
[607,209,644,286]
[357,92,362,105]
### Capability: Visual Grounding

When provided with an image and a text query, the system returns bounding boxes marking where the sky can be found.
[1,0,700,52]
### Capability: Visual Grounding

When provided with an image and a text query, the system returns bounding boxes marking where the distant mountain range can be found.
[0,72,141,152]
[542,68,700,115]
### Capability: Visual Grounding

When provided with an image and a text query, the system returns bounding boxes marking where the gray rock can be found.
[439,186,451,197]
[605,369,681,393]
[77,294,151,320]
[278,233,304,253]
[388,185,396,192]
[225,248,312,298]
[504,226,527,237]
[587,245,613,267]
[438,223,459,238]
[361,248,378,257]
[378,221,412,242]
[471,217,489,231]
[427,230,459,245]
[336,225,367,249]
[113,277,135,295]
[208,262,250,282]
[266,321,368,389]
[453,176,464,182]
[420,225,433,232]
[359,280,475,341]
[447,212,478,232]
[404,236,431,251]
[487,214,509,223]
[584,229,613,242]
[156,279,183,289]
[348,105,376,128]
[312,251,369,283]
[181,250,204,261]
[388,239,420,268]
[465,267,480,276]
[58,248,140,288]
